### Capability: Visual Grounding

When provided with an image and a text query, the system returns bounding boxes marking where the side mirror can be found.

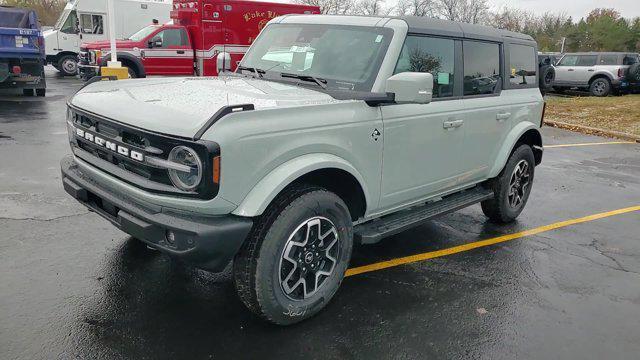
[148,36,162,48]
[385,72,433,104]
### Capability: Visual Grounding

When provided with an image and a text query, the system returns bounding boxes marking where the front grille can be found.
[68,105,220,199]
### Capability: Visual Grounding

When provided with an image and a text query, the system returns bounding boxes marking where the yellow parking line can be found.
[545,141,636,148]
[345,205,640,277]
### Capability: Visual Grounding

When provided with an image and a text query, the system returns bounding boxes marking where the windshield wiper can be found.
[280,73,327,89]
[236,65,265,78]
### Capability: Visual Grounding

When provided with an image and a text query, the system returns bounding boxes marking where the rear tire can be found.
[590,78,611,97]
[481,145,535,223]
[233,185,353,325]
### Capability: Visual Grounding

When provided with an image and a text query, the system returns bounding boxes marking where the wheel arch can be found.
[55,51,78,61]
[488,123,542,178]
[232,153,370,221]
[589,73,613,85]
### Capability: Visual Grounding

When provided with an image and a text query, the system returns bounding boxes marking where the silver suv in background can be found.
[553,52,640,96]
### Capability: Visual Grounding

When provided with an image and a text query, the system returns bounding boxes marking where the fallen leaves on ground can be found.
[545,94,640,136]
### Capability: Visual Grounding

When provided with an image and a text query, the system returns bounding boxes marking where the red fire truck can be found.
[77,0,319,79]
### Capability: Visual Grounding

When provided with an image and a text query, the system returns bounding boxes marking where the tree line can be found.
[295,0,640,52]
[0,0,66,26]
[2,0,638,52]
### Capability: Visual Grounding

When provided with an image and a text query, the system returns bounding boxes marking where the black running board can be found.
[354,186,493,244]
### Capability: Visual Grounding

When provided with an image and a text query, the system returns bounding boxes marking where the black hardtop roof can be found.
[396,16,535,44]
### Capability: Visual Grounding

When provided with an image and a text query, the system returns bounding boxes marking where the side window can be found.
[599,55,619,65]
[394,35,456,98]
[463,41,500,96]
[558,55,578,66]
[508,44,536,86]
[155,29,189,48]
[79,14,103,34]
[60,10,78,34]
[576,55,597,66]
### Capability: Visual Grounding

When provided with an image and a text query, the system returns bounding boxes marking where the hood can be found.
[43,29,57,55]
[70,76,343,138]
[81,40,139,50]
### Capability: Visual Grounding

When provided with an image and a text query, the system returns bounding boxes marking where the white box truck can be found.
[44,0,172,76]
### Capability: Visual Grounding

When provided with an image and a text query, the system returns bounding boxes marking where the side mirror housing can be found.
[148,36,162,48]
[385,72,433,104]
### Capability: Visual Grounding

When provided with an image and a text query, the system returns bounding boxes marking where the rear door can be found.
[460,40,512,183]
[143,27,194,75]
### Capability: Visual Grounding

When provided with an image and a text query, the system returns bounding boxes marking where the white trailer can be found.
[44,0,172,75]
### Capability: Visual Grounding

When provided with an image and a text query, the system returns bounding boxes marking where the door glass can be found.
[508,44,536,86]
[599,55,618,65]
[558,55,578,66]
[463,41,500,96]
[576,55,597,66]
[394,35,455,98]
[79,14,103,34]
[60,10,78,34]
[155,29,188,48]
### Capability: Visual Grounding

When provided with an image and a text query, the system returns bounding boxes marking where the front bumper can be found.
[61,155,253,272]
[77,64,99,80]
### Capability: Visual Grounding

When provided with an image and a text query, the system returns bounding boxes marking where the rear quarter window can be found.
[509,44,536,87]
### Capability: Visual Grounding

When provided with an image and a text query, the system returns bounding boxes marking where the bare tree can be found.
[434,0,488,24]
[394,0,437,17]
[0,0,66,26]
[293,0,357,15]
[354,0,389,16]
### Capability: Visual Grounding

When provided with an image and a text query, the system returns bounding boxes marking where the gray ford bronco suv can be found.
[61,15,544,324]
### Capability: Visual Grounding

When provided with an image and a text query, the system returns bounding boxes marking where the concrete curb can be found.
[544,120,640,143]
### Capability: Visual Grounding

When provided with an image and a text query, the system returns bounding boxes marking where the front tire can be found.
[481,145,535,223]
[57,55,78,76]
[233,185,353,325]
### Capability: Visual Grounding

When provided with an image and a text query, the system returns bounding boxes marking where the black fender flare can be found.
[99,53,146,78]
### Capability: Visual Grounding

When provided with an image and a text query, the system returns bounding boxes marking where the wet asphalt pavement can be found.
[1,69,639,360]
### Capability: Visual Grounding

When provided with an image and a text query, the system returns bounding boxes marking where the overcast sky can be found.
[266,0,640,20]
[484,0,640,20]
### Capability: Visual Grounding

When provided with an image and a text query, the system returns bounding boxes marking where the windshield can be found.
[240,24,394,91]
[54,9,70,29]
[128,25,161,41]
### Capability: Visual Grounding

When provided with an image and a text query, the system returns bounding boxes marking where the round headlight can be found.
[167,146,202,191]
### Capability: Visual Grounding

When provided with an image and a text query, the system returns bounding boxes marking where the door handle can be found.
[177,50,185,54]
[567,69,575,72]
[496,112,511,121]
[443,119,464,129]
[587,69,595,72]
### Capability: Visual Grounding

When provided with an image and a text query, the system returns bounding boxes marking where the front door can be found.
[57,9,79,52]
[142,27,194,75]
[554,54,579,85]
[378,35,464,210]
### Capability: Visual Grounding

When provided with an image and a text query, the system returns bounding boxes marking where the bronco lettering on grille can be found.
[75,127,145,162]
